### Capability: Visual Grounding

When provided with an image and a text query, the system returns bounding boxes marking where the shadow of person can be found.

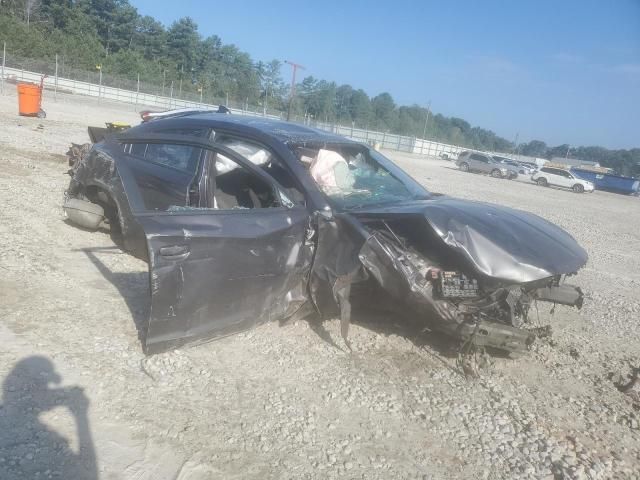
[76,246,150,346]
[0,356,97,480]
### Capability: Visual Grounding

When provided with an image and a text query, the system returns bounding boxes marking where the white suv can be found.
[531,167,594,193]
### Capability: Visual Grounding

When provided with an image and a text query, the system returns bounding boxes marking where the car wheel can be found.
[537,178,548,187]
[459,162,469,172]
[491,169,502,178]
[572,184,584,193]
[63,198,105,230]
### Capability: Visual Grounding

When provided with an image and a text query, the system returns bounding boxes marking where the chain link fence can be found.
[1,45,494,159]
[1,48,285,117]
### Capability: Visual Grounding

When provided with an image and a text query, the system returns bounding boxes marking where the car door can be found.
[543,168,559,187]
[116,135,314,354]
[559,170,575,188]
[469,153,486,172]
[547,168,566,188]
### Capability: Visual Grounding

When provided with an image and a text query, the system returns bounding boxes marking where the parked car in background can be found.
[492,155,536,176]
[456,151,517,179]
[532,166,594,193]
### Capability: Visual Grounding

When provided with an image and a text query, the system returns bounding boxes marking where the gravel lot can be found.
[0,90,639,480]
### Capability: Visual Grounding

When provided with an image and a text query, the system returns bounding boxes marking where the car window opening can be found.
[216,136,306,205]
[210,151,279,210]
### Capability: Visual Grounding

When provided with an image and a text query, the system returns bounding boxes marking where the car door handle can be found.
[159,245,190,259]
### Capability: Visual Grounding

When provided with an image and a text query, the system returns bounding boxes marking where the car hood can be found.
[347,197,588,283]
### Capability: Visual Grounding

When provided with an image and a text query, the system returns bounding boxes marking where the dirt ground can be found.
[0,90,639,480]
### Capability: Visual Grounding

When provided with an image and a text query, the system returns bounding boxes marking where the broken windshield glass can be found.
[298,145,426,209]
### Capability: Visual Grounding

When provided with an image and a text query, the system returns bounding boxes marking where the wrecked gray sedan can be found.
[64,113,587,354]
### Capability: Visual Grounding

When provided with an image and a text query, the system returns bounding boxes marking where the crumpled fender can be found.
[349,197,588,283]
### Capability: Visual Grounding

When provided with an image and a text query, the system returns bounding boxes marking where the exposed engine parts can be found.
[356,221,583,354]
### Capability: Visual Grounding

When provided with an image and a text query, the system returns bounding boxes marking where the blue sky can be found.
[131,0,640,149]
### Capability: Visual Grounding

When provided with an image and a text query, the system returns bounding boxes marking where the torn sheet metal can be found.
[309,213,368,346]
[348,197,588,283]
[345,202,587,352]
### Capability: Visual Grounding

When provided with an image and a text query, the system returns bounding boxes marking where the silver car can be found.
[456,151,516,179]
[492,155,535,176]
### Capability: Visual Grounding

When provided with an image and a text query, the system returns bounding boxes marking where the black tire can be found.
[491,169,502,178]
[459,162,469,172]
[572,184,584,193]
[537,178,548,187]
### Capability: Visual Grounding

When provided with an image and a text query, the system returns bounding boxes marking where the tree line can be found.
[0,0,638,176]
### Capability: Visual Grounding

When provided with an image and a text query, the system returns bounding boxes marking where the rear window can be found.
[124,142,202,174]
[145,144,199,172]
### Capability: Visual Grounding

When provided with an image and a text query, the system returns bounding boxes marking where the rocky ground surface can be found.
[0,91,638,479]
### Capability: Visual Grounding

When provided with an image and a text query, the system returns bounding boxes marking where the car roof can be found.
[138,112,356,146]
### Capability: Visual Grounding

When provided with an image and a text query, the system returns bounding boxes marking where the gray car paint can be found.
[65,115,588,354]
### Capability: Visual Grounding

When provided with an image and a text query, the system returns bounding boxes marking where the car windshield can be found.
[293,144,429,209]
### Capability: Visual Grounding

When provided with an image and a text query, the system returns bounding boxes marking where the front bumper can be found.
[431,283,584,353]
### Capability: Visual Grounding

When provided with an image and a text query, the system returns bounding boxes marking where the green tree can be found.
[371,92,396,129]
[166,17,200,72]
[520,140,548,157]
[350,89,372,127]
[132,15,166,60]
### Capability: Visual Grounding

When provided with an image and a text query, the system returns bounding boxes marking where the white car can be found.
[531,166,594,193]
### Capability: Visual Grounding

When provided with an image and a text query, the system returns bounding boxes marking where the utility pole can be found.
[96,64,102,100]
[1,42,6,95]
[54,54,58,101]
[565,144,571,160]
[422,100,432,139]
[285,60,305,121]
[264,80,269,116]
[513,132,519,156]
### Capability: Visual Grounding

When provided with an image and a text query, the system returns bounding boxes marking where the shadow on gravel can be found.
[349,303,460,359]
[79,246,150,346]
[63,218,126,254]
[0,356,97,480]
[302,283,461,362]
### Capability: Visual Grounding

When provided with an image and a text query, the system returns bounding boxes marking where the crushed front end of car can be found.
[313,197,587,355]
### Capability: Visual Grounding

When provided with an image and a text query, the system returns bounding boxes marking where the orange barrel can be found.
[17,82,42,116]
